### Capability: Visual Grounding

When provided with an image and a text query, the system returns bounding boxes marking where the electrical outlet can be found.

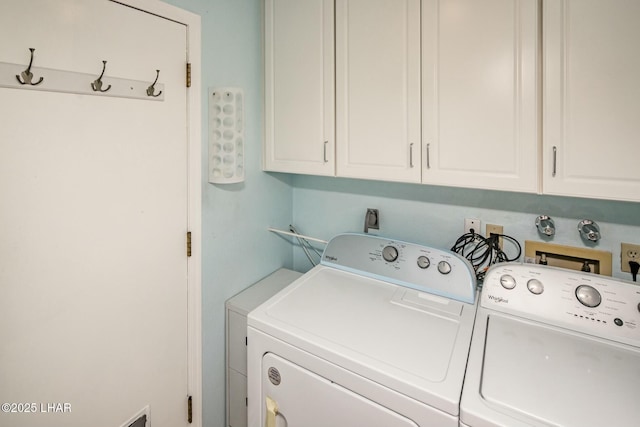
[464,218,480,235]
[621,243,640,273]
[486,224,504,249]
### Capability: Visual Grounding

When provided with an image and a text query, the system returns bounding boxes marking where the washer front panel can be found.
[481,264,640,347]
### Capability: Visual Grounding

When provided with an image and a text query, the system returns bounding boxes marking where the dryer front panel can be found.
[260,352,419,427]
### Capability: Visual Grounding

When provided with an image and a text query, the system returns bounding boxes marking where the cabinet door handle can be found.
[323,141,328,163]
[426,143,431,169]
[552,146,557,177]
[409,143,414,168]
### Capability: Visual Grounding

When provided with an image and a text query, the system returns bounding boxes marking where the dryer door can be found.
[261,353,419,427]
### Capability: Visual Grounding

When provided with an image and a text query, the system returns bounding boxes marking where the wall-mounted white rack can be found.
[208,87,245,184]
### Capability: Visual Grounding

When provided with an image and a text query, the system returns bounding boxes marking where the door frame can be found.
[114,0,202,425]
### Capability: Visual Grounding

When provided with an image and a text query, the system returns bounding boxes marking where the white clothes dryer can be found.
[247,233,478,426]
[460,263,640,427]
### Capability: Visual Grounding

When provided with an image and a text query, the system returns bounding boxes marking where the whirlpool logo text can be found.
[487,294,509,304]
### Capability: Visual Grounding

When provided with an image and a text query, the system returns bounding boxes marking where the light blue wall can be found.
[163,1,293,427]
[291,175,640,280]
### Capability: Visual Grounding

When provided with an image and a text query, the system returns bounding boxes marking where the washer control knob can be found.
[500,274,516,290]
[382,245,399,262]
[575,285,602,308]
[417,256,430,269]
[527,279,544,295]
[437,261,452,275]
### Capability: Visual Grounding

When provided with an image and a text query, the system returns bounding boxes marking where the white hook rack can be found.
[1,61,164,101]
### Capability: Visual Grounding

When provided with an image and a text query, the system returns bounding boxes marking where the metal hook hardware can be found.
[146,69,162,97]
[16,48,44,86]
[91,60,111,93]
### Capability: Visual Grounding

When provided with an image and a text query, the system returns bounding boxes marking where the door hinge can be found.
[186,231,192,257]
[187,395,193,423]
[186,63,192,88]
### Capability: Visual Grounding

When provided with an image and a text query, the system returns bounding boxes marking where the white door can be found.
[263,0,335,176]
[422,0,538,193]
[336,0,421,183]
[543,0,640,202]
[0,1,191,426]
[260,353,419,427]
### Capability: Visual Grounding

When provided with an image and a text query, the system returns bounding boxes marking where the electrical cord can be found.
[630,261,639,282]
[451,230,522,283]
[289,225,323,266]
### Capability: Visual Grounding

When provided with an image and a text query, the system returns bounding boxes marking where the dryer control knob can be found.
[382,245,399,262]
[527,279,544,295]
[417,256,430,269]
[500,274,516,290]
[575,285,602,308]
[437,261,452,275]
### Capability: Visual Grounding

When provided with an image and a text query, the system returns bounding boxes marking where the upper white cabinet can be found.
[421,0,539,193]
[263,0,639,202]
[336,0,422,183]
[263,0,335,176]
[543,0,640,202]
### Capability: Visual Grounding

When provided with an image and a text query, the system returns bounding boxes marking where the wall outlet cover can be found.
[621,243,640,273]
[464,218,480,235]
[486,224,504,249]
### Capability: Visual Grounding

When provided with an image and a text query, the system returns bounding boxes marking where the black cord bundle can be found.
[451,231,522,283]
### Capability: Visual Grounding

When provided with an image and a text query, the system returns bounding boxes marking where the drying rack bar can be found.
[268,227,328,245]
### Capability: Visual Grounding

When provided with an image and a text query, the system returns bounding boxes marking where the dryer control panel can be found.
[482,263,640,347]
[321,233,477,304]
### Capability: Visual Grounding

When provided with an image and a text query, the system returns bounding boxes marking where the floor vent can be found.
[128,414,147,427]
[120,406,150,427]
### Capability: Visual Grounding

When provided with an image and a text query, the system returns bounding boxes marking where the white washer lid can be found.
[479,314,640,426]
[249,265,478,416]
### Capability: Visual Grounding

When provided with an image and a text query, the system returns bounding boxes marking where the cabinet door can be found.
[544,1,640,201]
[336,0,422,183]
[422,0,539,193]
[263,0,335,175]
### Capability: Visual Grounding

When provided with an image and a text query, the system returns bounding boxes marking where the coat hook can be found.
[91,60,111,93]
[146,69,162,97]
[16,48,44,86]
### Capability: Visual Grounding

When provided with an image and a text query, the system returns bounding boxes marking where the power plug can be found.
[630,261,639,282]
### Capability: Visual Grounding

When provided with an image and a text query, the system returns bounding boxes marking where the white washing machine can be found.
[247,233,478,426]
[460,263,640,427]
